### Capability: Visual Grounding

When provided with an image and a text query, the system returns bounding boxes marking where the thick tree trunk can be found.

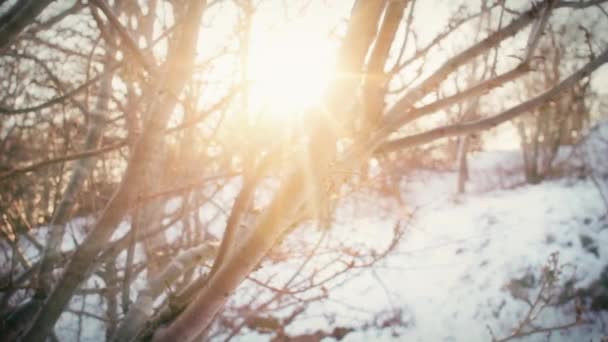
[152,2,388,341]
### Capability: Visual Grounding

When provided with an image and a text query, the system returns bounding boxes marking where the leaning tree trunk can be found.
[36,28,115,299]
[151,2,390,341]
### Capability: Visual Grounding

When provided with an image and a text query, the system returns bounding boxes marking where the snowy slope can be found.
[43,157,608,341]
[254,126,608,342]
[337,174,608,342]
[25,124,608,341]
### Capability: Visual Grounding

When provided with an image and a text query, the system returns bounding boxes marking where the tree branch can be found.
[379,46,608,153]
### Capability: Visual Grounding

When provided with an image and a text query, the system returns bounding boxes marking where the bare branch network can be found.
[0,0,607,341]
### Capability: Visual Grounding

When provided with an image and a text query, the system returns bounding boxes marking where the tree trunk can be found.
[457,135,470,193]
[152,2,388,341]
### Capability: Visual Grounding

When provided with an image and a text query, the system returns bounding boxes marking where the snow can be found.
[20,173,608,341]
[338,176,608,341]
[12,125,608,341]
[235,125,608,341]
[248,167,605,342]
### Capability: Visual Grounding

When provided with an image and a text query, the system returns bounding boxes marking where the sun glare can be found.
[247,26,336,120]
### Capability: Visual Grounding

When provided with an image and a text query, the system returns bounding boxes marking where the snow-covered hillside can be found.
[244,126,608,341]
[44,125,608,341]
[327,171,608,342]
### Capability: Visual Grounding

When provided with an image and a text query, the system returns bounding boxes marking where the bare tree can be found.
[515,23,594,183]
[0,1,607,341]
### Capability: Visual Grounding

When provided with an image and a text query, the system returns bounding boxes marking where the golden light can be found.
[247,25,336,121]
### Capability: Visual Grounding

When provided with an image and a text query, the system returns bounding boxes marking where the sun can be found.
[247,25,336,121]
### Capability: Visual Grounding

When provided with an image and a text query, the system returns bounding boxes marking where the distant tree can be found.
[515,23,594,184]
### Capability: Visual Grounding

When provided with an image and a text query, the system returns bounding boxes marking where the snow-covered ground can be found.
[241,126,608,341]
[46,154,608,341]
[321,171,608,342]
[25,125,608,341]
